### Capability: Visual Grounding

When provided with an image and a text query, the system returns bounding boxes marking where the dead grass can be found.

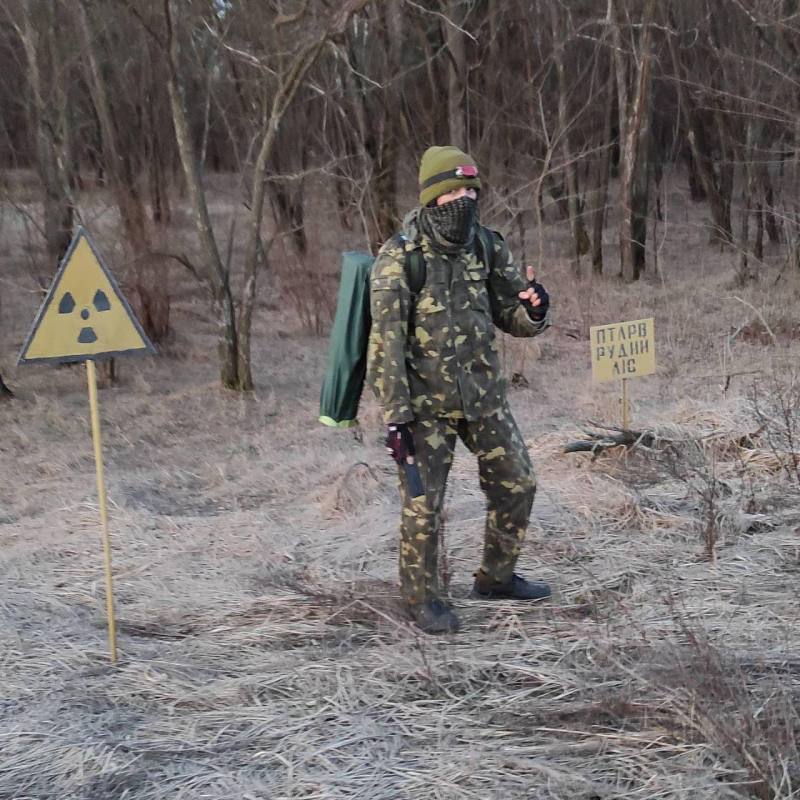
[317,460,393,519]
[1,172,800,799]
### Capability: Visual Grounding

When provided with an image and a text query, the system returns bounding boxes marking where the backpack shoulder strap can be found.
[476,225,499,273]
[398,234,426,295]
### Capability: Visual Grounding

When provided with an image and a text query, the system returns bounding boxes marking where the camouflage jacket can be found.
[367,212,551,424]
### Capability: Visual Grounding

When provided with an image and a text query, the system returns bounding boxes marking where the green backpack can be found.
[318,228,494,428]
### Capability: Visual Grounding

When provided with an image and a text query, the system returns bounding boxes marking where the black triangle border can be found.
[17,227,157,365]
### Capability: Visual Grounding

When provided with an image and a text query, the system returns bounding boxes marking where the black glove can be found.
[387,423,425,497]
[386,423,415,465]
[522,278,550,322]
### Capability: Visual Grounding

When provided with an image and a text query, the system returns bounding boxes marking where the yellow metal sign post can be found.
[86,359,118,662]
[18,228,155,663]
[590,317,655,427]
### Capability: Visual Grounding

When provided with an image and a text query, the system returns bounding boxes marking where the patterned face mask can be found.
[421,196,478,247]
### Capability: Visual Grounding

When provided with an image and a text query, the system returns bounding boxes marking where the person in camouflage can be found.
[368,145,553,634]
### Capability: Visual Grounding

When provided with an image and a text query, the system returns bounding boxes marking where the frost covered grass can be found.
[1,177,800,798]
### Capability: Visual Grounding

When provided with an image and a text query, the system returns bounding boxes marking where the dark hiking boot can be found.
[472,570,551,601]
[408,597,461,634]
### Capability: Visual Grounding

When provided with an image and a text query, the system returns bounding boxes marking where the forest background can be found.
[1,1,800,798]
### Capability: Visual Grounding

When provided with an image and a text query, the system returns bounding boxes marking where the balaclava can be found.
[418,146,482,250]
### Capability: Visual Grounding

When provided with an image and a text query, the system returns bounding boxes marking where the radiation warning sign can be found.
[18,228,155,364]
[590,317,655,383]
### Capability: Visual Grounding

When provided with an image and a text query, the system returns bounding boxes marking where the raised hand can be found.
[518,266,550,321]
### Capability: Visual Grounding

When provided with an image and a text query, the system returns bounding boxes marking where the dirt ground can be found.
[1,175,800,799]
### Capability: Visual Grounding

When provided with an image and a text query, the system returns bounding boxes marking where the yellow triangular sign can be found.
[18,228,155,365]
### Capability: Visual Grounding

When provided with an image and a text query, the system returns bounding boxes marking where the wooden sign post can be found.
[18,228,155,663]
[590,318,655,427]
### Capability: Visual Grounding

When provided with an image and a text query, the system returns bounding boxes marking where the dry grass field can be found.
[1,173,799,799]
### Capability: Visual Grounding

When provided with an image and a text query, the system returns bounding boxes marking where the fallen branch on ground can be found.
[563,423,661,454]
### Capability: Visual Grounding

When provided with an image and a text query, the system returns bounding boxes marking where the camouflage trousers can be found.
[396,402,536,605]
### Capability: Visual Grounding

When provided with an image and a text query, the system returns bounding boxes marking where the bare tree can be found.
[12,0,74,279]
[77,0,170,341]
[239,2,375,388]
[161,0,373,390]
[445,0,468,151]
[549,0,587,278]
[667,3,734,246]
[4,0,800,374]
[327,0,406,254]
[591,35,614,275]
[161,0,238,385]
[619,0,655,282]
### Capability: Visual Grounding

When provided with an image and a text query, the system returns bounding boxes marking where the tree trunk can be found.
[239,21,350,389]
[684,146,707,201]
[542,173,569,220]
[738,113,759,283]
[667,16,732,245]
[550,1,587,277]
[695,116,733,244]
[755,200,764,262]
[43,0,73,270]
[37,129,74,274]
[738,185,751,285]
[715,111,734,244]
[269,122,308,256]
[239,115,281,392]
[377,2,403,251]
[330,99,358,232]
[149,132,171,227]
[78,0,170,342]
[791,114,800,272]
[344,2,401,254]
[147,76,171,227]
[619,0,655,282]
[237,0,376,388]
[759,163,782,244]
[592,49,615,275]
[610,0,629,162]
[334,173,353,231]
[630,83,653,276]
[370,134,399,254]
[18,0,74,279]
[164,0,238,388]
[445,0,468,151]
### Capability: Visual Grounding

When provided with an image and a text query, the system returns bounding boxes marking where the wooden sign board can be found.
[590,317,655,384]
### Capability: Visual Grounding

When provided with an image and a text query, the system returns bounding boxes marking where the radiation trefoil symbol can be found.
[58,289,112,344]
[17,228,155,365]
